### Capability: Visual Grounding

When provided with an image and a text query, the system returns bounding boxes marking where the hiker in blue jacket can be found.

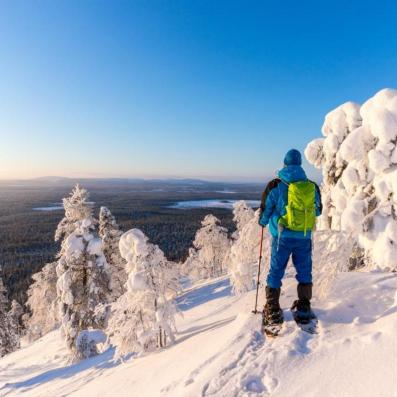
[259,149,322,328]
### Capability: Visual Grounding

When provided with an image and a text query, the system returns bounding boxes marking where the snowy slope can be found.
[1,272,397,397]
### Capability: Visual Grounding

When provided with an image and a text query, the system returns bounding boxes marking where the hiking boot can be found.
[263,286,284,325]
[291,283,313,323]
[297,283,312,302]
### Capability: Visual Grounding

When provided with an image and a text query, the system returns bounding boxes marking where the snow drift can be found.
[2,272,397,397]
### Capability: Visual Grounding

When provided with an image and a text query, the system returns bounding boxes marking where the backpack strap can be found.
[309,180,323,214]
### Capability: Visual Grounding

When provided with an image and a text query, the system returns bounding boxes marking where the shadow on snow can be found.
[2,278,233,393]
[176,278,232,311]
[1,348,118,392]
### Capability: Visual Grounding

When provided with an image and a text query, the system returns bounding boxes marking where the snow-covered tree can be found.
[24,262,58,342]
[232,200,255,239]
[55,185,111,361]
[0,270,8,314]
[108,229,179,357]
[229,208,271,294]
[0,266,19,357]
[305,101,362,230]
[312,231,353,298]
[99,206,127,301]
[183,215,231,280]
[9,300,24,335]
[305,88,397,271]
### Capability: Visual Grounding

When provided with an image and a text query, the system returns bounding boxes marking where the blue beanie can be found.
[284,149,302,166]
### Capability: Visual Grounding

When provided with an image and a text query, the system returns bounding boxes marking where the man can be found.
[259,149,322,329]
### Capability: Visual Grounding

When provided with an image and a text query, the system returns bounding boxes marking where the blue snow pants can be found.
[266,237,312,289]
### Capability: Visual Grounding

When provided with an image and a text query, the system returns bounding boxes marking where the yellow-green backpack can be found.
[279,181,316,235]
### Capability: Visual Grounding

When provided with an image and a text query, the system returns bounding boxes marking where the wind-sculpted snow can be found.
[305,88,397,271]
[2,273,397,396]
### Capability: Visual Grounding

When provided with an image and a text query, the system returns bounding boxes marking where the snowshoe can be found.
[261,305,284,337]
[291,300,318,334]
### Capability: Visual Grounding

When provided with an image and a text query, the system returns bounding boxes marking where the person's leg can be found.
[291,238,312,286]
[264,237,292,324]
[291,238,313,317]
[266,237,293,289]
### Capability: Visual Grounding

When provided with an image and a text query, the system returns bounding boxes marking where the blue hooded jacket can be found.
[259,165,322,239]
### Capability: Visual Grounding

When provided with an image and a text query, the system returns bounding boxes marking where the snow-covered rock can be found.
[75,329,107,360]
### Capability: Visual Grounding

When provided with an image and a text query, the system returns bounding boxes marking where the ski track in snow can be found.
[1,273,397,397]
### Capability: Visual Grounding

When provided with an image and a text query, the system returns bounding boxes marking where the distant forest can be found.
[0,178,263,304]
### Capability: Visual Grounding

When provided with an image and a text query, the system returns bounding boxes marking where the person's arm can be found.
[259,178,281,217]
[259,184,279,227]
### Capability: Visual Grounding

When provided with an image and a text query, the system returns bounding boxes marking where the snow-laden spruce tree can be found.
[305,101,362,230]
[312,231,353,298]
[229,207,271,294]
[24,262,58,342]
[9,300,24,335]
[232,200,255,239]
[55,185,110,361]
[108,229,179,357]
[306,88,397,271]
[183,214,231,280]
[0,269,7,313]
[0,266,19,357]
[99,206,127,301]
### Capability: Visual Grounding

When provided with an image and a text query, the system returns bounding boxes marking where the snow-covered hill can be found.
[1,271,397,397]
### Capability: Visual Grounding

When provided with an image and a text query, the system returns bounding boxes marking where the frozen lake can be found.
[168,199,260,209]
[33,204,63,211]
[33,199,261,211]
[33,201,95,211]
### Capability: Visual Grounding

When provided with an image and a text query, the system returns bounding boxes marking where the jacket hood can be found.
[278,165,307,183]
[284,149,302,166]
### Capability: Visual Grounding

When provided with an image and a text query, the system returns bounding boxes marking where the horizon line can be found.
[0,173,323,185]
[0,175,271,184]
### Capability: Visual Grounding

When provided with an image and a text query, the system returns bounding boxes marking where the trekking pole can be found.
[252,226,265,314]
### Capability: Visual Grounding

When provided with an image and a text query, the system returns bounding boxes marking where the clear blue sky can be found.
[1,1,396,181]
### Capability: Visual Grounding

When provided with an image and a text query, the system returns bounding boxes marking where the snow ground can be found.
[1,271,397,397]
